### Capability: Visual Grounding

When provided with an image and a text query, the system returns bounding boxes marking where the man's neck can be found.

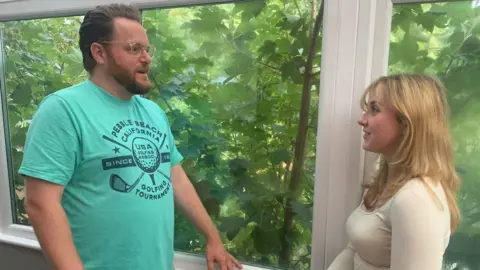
[90,72,133,101]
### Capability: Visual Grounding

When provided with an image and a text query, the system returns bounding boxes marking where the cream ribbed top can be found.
[327,179,451,270]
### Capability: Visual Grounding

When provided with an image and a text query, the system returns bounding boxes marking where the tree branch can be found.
[220,29,282,75]
[257,60,282,72]
[311,0,317,31]
[443,56,457,76]
[279,0,324,267]
[294,0,302,16]
[59,62,65,76]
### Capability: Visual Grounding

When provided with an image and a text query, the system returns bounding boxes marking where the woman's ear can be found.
[401,119,408,135]
[396,114,408,134]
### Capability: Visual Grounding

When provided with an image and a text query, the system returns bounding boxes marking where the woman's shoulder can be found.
[398,177,445,197]
[388,177,449,216]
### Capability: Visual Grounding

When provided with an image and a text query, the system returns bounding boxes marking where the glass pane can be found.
[0,16,88,225]
[142,1,320,269]
[389,1,480,269]
[0,0,322,268]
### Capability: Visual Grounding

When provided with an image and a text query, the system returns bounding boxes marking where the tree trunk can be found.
[311,0,317,31]
[279,1,324,267]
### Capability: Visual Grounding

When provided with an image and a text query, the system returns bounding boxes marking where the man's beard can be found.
[107,57,151,95]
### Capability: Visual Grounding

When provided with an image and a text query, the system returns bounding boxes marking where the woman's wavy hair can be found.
[360,73,460,233]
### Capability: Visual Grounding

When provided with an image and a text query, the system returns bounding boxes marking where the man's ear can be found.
[90,42,107,65]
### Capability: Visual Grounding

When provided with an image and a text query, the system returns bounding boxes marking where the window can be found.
[142,2,319,269]
[1,15,87,226]
[5,0,479,269]
[389,1,480,269]
[1,1,323,269]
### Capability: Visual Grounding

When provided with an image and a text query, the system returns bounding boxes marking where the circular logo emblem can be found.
[131,137,161,174]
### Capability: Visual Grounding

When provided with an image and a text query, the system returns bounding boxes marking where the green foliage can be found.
[1,0,319,269]
[6,1,480,269]
[142,2,318,268]
[390,2,480,269]
[1,16,88,224]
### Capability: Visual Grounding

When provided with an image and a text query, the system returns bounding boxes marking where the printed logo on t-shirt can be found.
[100,119,172,200]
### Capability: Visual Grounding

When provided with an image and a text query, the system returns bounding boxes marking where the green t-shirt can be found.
[19,80,183,270]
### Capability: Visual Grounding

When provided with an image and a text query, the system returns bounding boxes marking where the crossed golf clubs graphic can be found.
[102,134,171,193]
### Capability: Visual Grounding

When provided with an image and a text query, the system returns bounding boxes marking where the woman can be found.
[328,73,460,270]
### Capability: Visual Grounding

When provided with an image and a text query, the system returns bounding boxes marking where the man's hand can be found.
[206,238,242,270]
[170,165,243,270]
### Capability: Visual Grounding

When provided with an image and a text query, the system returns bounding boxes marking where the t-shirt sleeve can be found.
[160,112,183,166]
[18,94,80,186]
[390,186,448,270]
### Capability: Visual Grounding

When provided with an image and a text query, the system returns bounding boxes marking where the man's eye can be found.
[131,47,141,53]
[129,44,143,53]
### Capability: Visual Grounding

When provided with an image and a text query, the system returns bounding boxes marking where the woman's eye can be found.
[370,105,379,113]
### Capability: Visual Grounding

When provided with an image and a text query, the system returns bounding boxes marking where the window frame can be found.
[0,0,234,21]
[0,0,427,268]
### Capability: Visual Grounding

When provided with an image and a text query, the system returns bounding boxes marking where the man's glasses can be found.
[100,41,156,57]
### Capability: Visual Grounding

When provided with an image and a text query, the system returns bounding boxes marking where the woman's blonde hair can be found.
[360,73,460,232]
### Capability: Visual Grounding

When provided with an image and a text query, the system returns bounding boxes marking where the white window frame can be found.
[0,0,437,269]
[317,0,454,267]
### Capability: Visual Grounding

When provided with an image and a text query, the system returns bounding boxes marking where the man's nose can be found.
[140,50,152,63]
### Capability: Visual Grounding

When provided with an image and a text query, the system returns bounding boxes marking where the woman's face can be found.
[358,91,405,158]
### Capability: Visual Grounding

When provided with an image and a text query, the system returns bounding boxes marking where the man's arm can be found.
[171,164,221,244]
[25,176,84,270]
[171,164,242,270]
[18,94,82,270]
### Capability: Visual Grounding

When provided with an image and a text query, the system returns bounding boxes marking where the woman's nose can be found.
[358,114,367,126]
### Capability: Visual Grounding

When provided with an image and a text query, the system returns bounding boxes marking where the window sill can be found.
[0,227,40,250]
[0,226,272,270]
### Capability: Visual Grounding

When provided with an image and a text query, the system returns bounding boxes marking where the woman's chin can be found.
[362,143,376,153]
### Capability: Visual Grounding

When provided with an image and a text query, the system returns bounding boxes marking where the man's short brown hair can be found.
[79,4,141,74]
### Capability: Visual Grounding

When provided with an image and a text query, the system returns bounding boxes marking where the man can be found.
[19,4,242,270]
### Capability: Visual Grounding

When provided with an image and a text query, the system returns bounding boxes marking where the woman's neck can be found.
[384,157,401,183]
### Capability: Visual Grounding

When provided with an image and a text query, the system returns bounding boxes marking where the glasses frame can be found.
[99,41,156,58]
